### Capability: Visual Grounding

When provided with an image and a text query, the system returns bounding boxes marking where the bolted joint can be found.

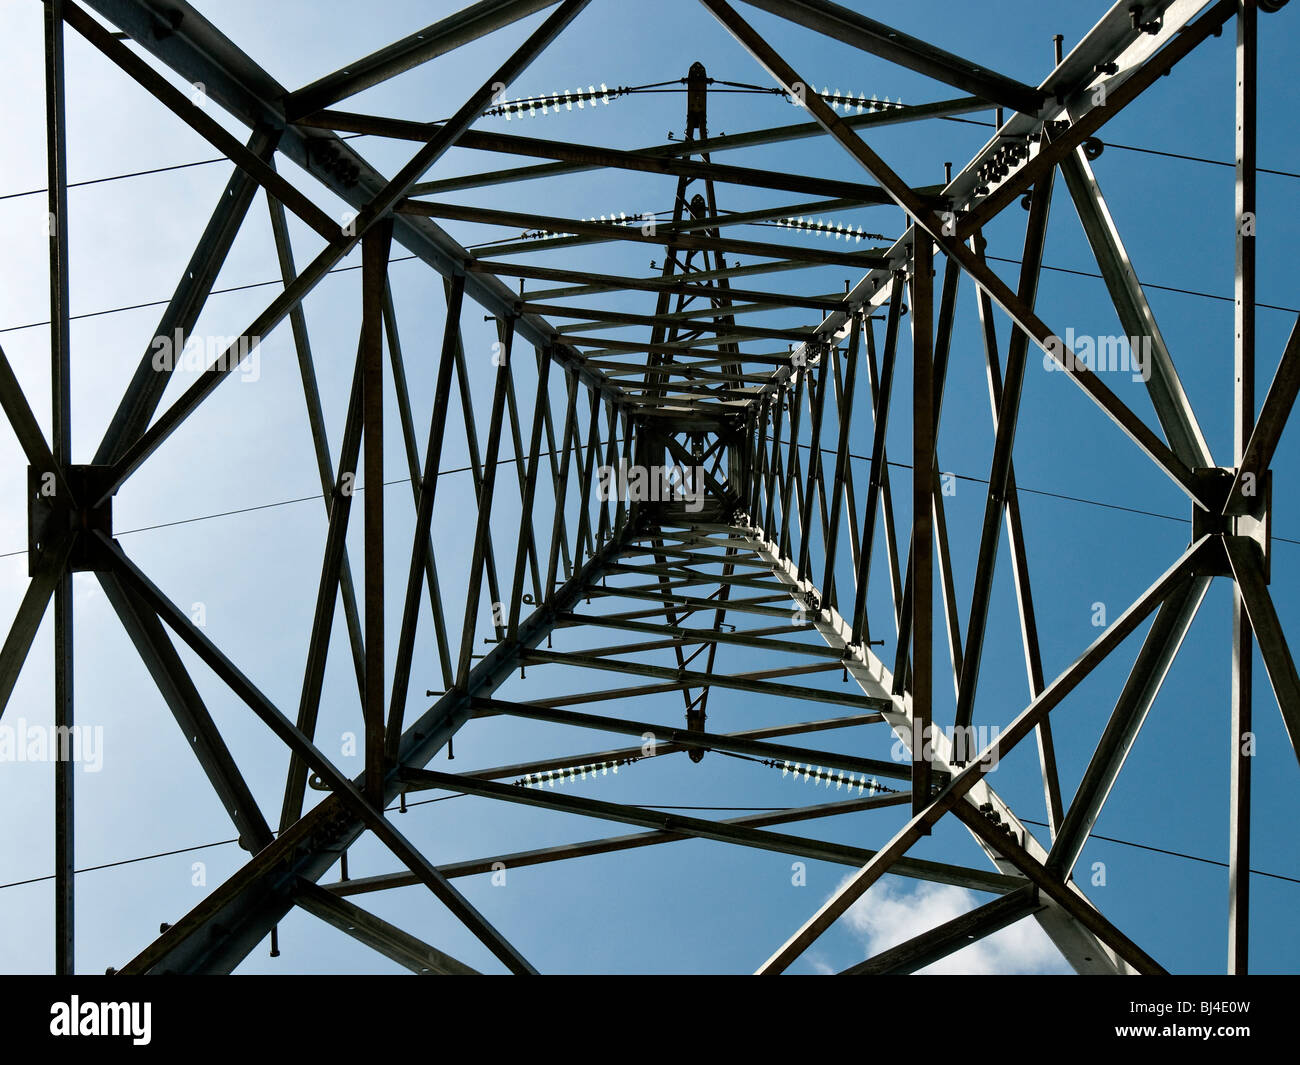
[28,465,117,576]
[1190,467,1271,580]
[685,705,706,763]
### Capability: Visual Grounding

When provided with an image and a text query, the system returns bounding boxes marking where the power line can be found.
[0,442,601,560]
[1106,139,1300,180]
[941,114,1300,180]
[4,109,1296,335]
[5,195,1296,337]
[0,791,465,892]
[0,837,240,890]
[1,61,1292,966]
[2,107,1296,210]
[779,439,1300,548]
[0,433,1292,564]
[0,156,249,203]
[4,249,1290,554]
[0,132,369,204]
[3,796,1293,893]
[4,243,1294,340]
[1016,817,1300,885]
[0,795,792,892]
[740,224,1300,317]
[984,254,1300,316]
[0,119,1271,552]
[0,253,421,335]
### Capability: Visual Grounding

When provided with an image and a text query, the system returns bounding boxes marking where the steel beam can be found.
[280,337,367,831]
[700,0,1209,507]
[454,320,515,686]
[112,531,623,974]
[401,766,914,868]
[387,277,467,753]
[737,0,1042,113]
[94,133,275,466]
[1225,536,1300,766]
[97,0,600,500]
[103,536,539,974]
[332,794,1019,898]
[0,547,68,722]
[362,219,392,805]
[293,879,481,975]
[286,0,560,117]
[99,572,274,852]
[751,534,1206,973]
[45,0,75,977]
[848,278,902,645]
[522,648,888,710]
[1227,316,1300,515]
[413,96,988,196]
[470,697,913,781]
[62,3,335,239]
[956,0,1237,237]
[841,884,1043,975]
[399,199,889,269]
[472,260,843,310]
[1059,148,1212,470]
[1047,576,1210,878]
[1228,0,1257,976]
[954,173,1054,735]
[266,191,368,701]
[382,287,456,690]
[911,232,933,817]
[950,800,1165,975]
[296,112,925,206]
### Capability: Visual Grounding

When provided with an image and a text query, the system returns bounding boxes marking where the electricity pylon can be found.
[3,0,1295,975]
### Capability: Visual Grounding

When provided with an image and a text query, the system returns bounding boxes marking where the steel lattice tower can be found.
[3,0,1296,975]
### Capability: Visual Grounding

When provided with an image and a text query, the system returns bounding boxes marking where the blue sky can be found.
[0,0,1297,975]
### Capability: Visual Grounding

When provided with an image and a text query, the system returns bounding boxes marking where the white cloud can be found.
[838,877,1070,975]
